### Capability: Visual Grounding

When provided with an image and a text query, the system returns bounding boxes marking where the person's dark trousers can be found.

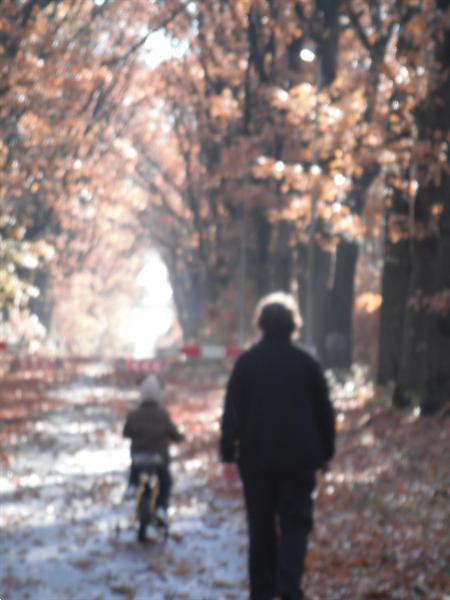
[240,469,315,600]
[155,465,172,510]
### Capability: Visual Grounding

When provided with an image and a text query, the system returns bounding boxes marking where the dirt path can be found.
[1,368,449,599]
[0,376,247,600]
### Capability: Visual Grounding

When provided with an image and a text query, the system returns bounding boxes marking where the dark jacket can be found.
[220,336,335,473]
[123,399,183,466]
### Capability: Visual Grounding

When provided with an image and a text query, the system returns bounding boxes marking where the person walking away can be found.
[219,292,336,600]
[123,374,184,525]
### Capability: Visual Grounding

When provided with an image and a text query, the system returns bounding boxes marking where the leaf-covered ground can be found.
[0,364,449,600]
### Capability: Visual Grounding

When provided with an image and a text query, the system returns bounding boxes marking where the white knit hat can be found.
[140,374,164,403]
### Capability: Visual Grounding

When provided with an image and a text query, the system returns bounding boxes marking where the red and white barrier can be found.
[1,343,243,373]
[178,344,242,360]
[115,359,161,374]
[10,357,63,372]
[114,346,242,374]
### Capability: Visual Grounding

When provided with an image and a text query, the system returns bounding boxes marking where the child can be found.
[123,374,184,524]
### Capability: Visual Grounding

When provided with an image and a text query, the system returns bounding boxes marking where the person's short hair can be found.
[254,291,302,338]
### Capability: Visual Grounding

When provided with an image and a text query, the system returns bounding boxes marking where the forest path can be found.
[0,367,449,599]
[0,372,247,600]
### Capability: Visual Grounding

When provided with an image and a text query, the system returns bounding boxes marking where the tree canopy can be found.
[1,0,449,412]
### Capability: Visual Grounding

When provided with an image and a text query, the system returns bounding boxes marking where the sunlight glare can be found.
[120,252,174,357]
[300,48,316,62]
[334,173,347,186]
[143,30,188,68]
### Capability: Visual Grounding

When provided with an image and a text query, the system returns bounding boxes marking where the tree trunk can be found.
[168,252,207,341]
[324,239,358,369]
[316,0,341,87]
[395,10,450,414]
[422,184,450,414]
[396,226,438,406]
[420,10,450,415]
[377,238,410,386]
[249,206,272,300]
[297,240,331,358]
[269,220,292,292]
[297,242,308,337]
[377,182,412,386]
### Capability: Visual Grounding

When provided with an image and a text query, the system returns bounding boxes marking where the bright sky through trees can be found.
[119,252,174,357]
[143,30,188,69]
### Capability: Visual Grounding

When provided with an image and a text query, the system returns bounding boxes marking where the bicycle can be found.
[132,462,169,544]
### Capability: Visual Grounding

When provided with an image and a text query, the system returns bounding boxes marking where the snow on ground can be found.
[0,379,248,600]
[2,367,449,600]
